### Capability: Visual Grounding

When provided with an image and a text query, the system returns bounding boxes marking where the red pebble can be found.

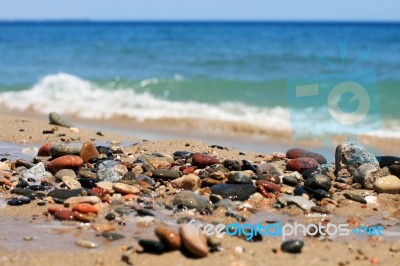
[191,153,220,168]
[286,157,319,173]
[47,206,65,214]
[72,203,98,214]
[286,148,327,164]
[263,181,281,192]
[54,209,76,221]
[180,166,195,174]
[37,143,52,156]
[47,155,83,172]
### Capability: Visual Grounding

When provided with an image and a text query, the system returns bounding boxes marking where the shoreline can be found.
[1,111,399,163]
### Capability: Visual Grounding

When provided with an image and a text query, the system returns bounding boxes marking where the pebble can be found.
[97,164,127,183]
[256,163,283,176]
[102,232,125,241]
[373,175,400,194]
[49,112,73,128]
[389,165,400,178]
[49,143,82,158]
[286,148,327,164]
[54,209,75,221]
[72,203,99,214]
[344,193,367,204]
[281,240,304,253]
[376,156,400,168]
[7,196,31,206]
[227,170,254,184]
[74,212,96,222]
[135,174,156,186]
[62,176,82,189]
[192,153,220,168]
[173,190,211,212]
[37,143,52,157]
[211,184,257,201]
[223,160,242,171]
[21,162,47,181]
[151,169,181,180]
[48,155,83,172]
[257,174,281,184]
[75,239,97,249]
[241,160,257,173]
[353,163,381,189]
[278,194,316,211]
[335,142,378,175]
[80,142,100,163]
[170,174,201,191]
[78,178,98,189]
[282,175,299,186]
[105,213,116,221]
[96,181,114,191]
[55,169,76,182]
[155,226,182,250]
[304,174,331,192]
[138,239,167,254]
[179,224,209,258]
[214,198,236,211]
[91,223,115,232]
[313,188,331,199]
[286,157,319,174]
[63,196,101,206]
[112,183,140,195]
[78,170,97,179]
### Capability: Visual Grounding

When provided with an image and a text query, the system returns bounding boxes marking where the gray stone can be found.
[173,190,212,212]
[304,174,331,192]
[256,163,283,176]
[335,142,379,175]
[353,163,381,189]
[227,170,254,184]
[278,194,316,211]
[210,184,257,201]
[21,163,47,181]
[50,143,82,158]
[49,112,73,128]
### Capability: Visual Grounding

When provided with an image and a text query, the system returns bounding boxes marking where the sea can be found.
[0,21,399,140]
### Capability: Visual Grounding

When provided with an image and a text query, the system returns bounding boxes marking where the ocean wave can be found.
[0,73,398,139]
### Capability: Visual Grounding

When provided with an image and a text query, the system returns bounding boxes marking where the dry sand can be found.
[0,114,399,266]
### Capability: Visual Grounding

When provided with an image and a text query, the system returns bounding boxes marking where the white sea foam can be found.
[0,73,398,139]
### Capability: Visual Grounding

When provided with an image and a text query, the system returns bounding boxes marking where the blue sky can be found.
[0,0,399,21]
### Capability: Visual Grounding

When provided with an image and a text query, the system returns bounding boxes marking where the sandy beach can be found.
[0,113,399,266]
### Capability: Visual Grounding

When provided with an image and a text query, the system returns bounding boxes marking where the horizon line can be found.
[0,19,399,24]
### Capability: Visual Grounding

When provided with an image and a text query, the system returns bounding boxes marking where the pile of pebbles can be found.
[0,114,399,260]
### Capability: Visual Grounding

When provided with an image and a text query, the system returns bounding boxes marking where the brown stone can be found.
[48,155,83,172]
[155,226,181,250]
[54,209,75,221]
[179,224,208,258]
[192,153,220,168]
[286,157,319,173]
[37,143,52,157]
[170,174,201,191]
[79,142,100,163]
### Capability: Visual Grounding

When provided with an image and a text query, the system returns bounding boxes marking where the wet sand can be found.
[0,114,399,266]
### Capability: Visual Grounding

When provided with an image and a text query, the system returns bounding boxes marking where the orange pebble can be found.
[37,143,52,156]
[72,203,98,214]
[48,155,83,172]
[123,194,137,201]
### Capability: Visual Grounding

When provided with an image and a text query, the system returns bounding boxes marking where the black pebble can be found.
[105,213,116,221]
[281,240,304,253]
[138,240,167,254]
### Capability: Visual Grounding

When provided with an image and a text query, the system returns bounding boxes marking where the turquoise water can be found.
[0,22,399,136]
